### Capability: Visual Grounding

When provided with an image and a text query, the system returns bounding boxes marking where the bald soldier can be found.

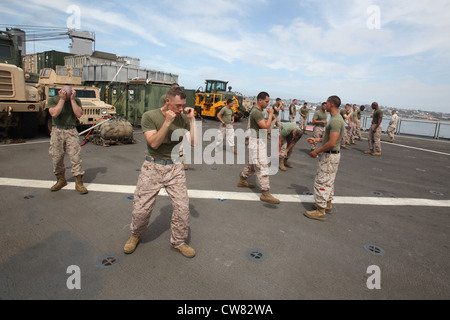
[304,96,345,221]
[47,86,88,194]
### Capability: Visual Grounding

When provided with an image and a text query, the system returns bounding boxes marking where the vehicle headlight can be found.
[101,108,107,115]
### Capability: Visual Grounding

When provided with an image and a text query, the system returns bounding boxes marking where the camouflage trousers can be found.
[49,127,84,177]
[269,115,281,131]
[350,121,357,143]
[313,153,341,208]
[130,160,190,248]
[368,124,382,152]
[241,137,270,191]
[311,126,325,151]
[215,123,235,149]
[299,117,308,131]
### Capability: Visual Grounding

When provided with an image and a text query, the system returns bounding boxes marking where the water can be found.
[276,109,450,139]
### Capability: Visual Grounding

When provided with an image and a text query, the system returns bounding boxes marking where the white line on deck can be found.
[1,177,449,207]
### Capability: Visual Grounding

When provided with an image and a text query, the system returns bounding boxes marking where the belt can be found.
[324,150,340,154]
[54,125,76,130]
[145,156,175,165]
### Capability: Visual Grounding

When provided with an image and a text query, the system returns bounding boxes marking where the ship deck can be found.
[0,119,449,300]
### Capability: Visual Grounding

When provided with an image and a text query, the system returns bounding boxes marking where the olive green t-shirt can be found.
[351,109,358,122]
[47,96,82,127]
[219,106,234,124]
[271,103,281,116]
[372,109,383,124]
[141,109,191,160]
[280,123,300,139]
[289,103,296,116]
[313,110,327,127]
[300,106,309,118]
[249,107,265,138]
[323,113,345,152]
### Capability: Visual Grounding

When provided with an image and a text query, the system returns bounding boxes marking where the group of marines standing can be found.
[46,84,392,260]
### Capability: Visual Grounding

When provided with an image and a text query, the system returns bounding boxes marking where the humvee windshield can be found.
[48,88,96,99]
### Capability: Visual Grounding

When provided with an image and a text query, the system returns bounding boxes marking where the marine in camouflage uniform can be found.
[124,86,198,258]
[238,92,280,204]
[47,86,87,194]
[311,102,327,151]
[365,102,383,156]
[305,96,345,221]
[278,122,303,171]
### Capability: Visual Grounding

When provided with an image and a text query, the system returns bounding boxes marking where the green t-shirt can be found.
[219,106,234,124]
[323,113,345,152]
[271,103,281,116]
[289,103,296,116]
[47,96,82,127]
[313,110,327,127]
[351,110,358,122]
[300,107,309,118]
[372,109,383,124]
[141,109,191,160]
[280,123,300,139]
[249,107,265,138]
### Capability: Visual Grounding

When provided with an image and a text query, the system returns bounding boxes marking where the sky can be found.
[1,0,450,113]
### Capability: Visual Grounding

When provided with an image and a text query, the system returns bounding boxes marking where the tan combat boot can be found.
[313,200,332,214]
[304,206,327,221]
[284,158,293,168]
[51,173,67,192]
[172,243,196,258]
[279,158,286,171]
[237,175,255,188]
[260,190,280,204]
[124,235,140,254]
[364,149,374,154]
[75,175,88,194]
[371,152,382,156]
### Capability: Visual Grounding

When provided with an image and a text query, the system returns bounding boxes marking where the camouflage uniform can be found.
[47,96,84,177]
[130,160,189,247]
[241,137,270,191]
[129,108,192,248]
[49,127,84,176]
[368,124,382,152]
[313,153,341,208]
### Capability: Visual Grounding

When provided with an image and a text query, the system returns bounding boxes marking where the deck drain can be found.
[302,191,313,195]
[246,249,266,262]
[125,195,134,201]
[23,195,35,200]
[216,198,228,203]
[430,190,444,196]
[100,255,118,268]
[210,167,218,171]
[364,244,385,256]
[371,191,383,196]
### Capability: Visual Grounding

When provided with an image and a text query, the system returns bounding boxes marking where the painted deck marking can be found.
[1,177,449,207]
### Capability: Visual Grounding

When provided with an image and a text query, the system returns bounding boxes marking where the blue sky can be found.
[2,0,450,113]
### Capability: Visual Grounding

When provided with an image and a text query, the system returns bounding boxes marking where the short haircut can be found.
[327,96,341,108]
[227,98,234,104]
[276,98,281,101]
[166,86,186,100]
[257,91,269,101]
